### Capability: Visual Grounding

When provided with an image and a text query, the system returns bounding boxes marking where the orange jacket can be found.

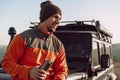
[2,28,68,80]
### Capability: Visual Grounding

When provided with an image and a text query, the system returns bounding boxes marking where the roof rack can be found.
[57,20,113,38]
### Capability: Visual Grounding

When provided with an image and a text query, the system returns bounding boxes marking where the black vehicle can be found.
[54,20,117,80]
[0,20,117,80]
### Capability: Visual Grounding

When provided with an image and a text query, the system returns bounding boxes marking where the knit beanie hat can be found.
[40,1,62,22]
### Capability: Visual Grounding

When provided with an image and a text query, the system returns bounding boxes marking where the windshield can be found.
[55,32,91,73]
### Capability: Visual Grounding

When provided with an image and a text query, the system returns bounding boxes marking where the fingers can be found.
[37,70,47,79]
[29,66,48,80]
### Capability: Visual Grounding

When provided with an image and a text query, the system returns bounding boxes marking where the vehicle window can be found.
[55,33,90,72]
[106,45,113,62]
[106,45,111,56]
[101,43,105,55]
[92,41,99,66]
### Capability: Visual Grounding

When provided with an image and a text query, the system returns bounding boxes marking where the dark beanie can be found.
[40,1,62,22]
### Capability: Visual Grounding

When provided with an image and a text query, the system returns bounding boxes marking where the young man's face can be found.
[44,13,61,32]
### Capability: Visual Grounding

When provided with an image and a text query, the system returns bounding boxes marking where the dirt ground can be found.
[114,61,120,80]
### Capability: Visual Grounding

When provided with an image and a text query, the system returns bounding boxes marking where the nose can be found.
[54,14,61,24]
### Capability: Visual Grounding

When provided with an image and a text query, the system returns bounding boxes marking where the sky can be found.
[0,0,120,45]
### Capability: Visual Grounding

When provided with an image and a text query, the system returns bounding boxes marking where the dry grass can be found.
[114,61,120,80]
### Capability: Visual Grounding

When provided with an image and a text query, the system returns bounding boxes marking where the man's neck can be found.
[38,23,52,35]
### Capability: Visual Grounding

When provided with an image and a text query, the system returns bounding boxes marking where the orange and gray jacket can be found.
[2,27,68,80]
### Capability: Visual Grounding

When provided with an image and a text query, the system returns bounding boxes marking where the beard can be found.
[47,22,59,32]
[47,25,57,32]
[48,28,54,32]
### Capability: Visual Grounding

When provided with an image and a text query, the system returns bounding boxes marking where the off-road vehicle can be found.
[54,20,117,80]
[0,20,117,80]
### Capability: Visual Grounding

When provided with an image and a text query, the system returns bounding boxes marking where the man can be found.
[2,1,68,80]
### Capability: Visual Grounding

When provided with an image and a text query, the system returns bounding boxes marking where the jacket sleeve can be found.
[2,35,30,80]
[53,46,68,80]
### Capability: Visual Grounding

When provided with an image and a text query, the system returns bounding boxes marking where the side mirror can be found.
[101,54,110,68]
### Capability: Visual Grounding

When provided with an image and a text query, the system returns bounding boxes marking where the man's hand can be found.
[29,66,48,80]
